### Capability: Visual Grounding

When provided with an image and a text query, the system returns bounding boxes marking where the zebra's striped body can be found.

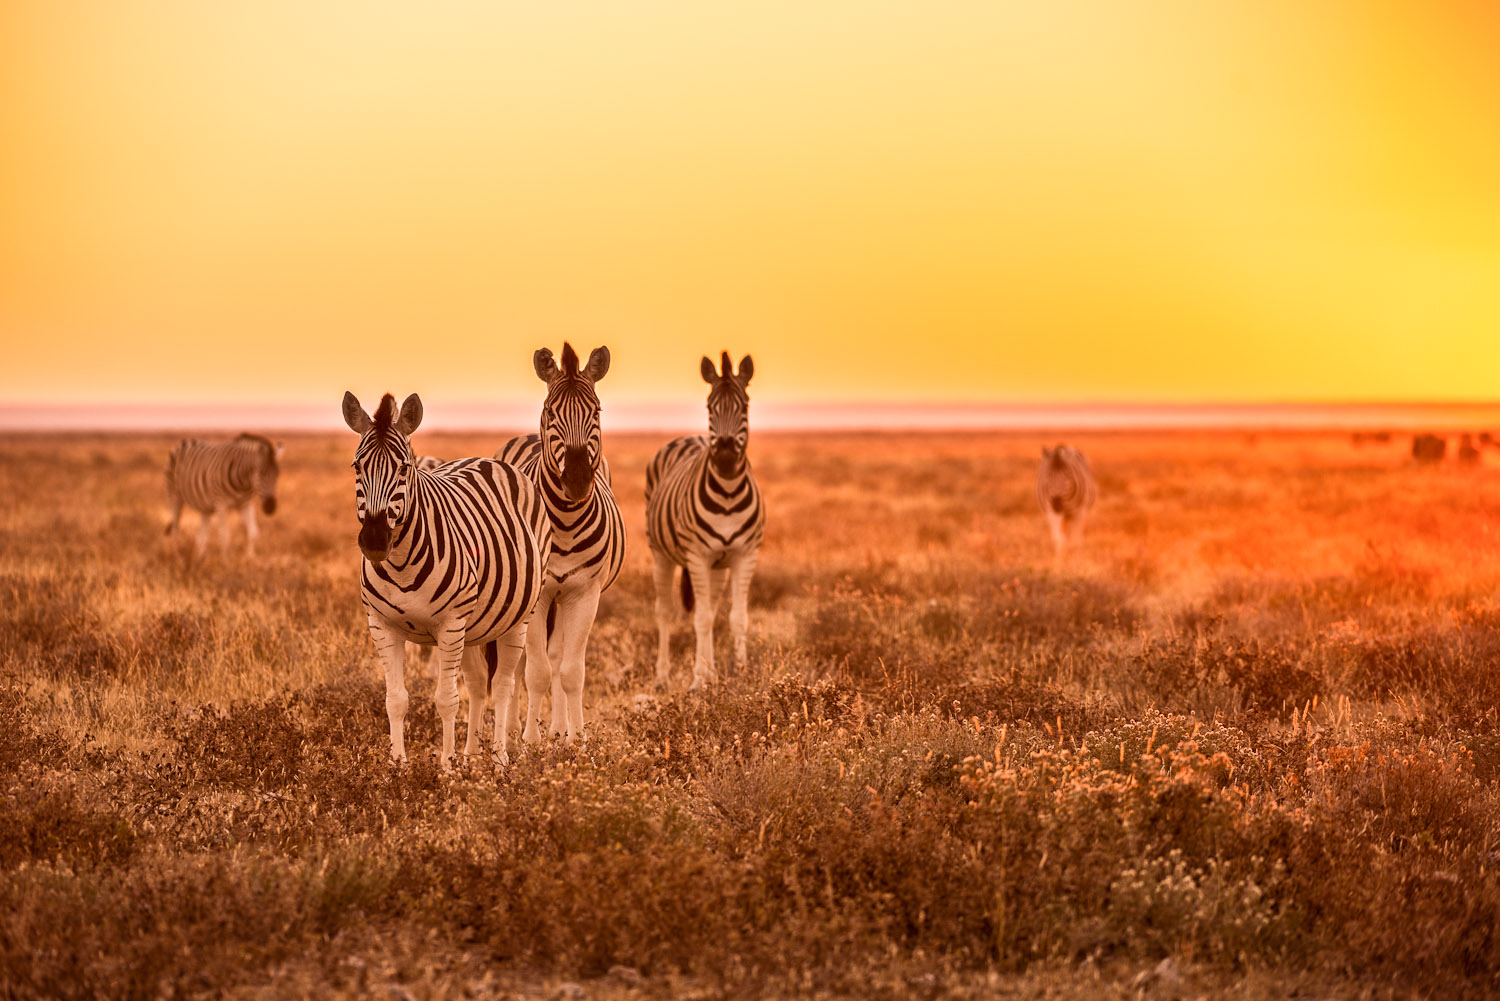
[646,352,764,689]
[344,391,550,765]
[494,342,625,743]
[164,435,283,557]
[1036,444,1097,559]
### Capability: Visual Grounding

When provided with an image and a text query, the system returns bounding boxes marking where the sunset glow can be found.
[4,1,1500,416]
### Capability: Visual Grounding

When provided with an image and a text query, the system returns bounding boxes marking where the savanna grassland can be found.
[4,428,1500,1000]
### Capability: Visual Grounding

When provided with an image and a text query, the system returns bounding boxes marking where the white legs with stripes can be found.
[652,548,757,691]
[369,613,530,767]
[519,582,599,746]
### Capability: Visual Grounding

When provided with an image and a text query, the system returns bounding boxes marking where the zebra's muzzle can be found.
[262,496,277,516]
[711,441,744,477]
[359,513,390,564]
[561,447,594,502]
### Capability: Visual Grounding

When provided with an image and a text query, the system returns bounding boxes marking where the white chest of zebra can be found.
[646,352,765,690]
[1036,444,1097,560]
[493,343,626,746]
[343,391,551,767]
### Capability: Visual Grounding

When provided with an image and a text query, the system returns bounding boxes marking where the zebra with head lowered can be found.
[646,352,765,690]
[1036,444,1097,560]
[165,434,283,557]
[494,342,625,745]
[343,391,550,766]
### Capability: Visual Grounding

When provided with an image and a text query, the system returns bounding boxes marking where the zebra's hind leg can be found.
[368,615,409,762]
[687,559,717,690]
[459,644,488,759]
[216,507,232,555]
[489,628,527,764]
[650,548,678,689]
[552,585,600,744]
[727,551,759,670]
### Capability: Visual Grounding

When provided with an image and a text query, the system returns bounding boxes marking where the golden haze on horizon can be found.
[3,1,1500,408]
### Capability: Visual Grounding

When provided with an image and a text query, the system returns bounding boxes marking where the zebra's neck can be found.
[377,473,426,571]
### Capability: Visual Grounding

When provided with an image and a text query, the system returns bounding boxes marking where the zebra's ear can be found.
[736,354,754,386]
[395,393,423,436]
[584,345,610,382]
[1040,446,1052,459]
[534,348,558,383]
[701,356,717,384]
[342,392,373,434]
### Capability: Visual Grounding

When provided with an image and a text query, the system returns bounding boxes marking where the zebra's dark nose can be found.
[262,496,277,516]
[561,446,593,501]
[359,512,390,563]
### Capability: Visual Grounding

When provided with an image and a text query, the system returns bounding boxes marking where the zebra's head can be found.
[534,342,609,503]
[701,351,753,477]
[342,391,423,565]
[239,434,284,515]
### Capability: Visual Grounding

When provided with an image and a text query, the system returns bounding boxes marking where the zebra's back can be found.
[166,437,268,513]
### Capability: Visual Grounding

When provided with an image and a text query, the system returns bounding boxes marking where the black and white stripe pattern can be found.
[164,434,283,557]
[1036,444,1097,559]
[494,342,625,743]
[646,352,765,689]
[343,391,551,765]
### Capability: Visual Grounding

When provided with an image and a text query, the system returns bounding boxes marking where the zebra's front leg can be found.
[217,506,233,555]
[431,621,467,768]
[552,585,600,744]
[727,551,758,670]
[368,615,410,762]
[521,588,557,745]
[459,644,489,759]
[1044,511,1065,562]
[489,627,528,764]
[651,548,678,689]
[240,501,260,558]
[194,511,214,559]
[165,495,183,538]
[687,558,717,690]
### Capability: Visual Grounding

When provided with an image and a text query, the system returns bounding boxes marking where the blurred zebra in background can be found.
[494,343,625,744]
[646,352,764,690]
[344,391,550,766]
[415,455,444,473]
[164,434,283,557]
[1036,444,1097,560]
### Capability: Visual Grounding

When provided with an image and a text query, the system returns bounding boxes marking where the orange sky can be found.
[3,1,1500,411]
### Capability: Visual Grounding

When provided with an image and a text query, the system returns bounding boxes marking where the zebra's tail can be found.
[680,568,694,612]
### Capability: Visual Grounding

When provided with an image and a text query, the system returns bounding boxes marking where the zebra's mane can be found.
[373,394,399,433]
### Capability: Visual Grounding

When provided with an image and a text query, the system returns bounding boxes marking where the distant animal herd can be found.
[165,347,1484,765]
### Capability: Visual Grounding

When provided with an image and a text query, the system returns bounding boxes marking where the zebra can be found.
[645,352,765,690]
[164,434,283,557]
[1036,444,1097,559]
[415,455,444,473]
[343,391,551,766]
[494,342,625,744]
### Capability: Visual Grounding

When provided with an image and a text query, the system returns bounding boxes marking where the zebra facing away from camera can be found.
[494,343,625,745]
[1036,444,1097,559]
[165,434,283,557]
[343,391,550,766]
[646,352,765,690]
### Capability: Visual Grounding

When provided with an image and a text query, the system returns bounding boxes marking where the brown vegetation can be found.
[2,429,1498,999]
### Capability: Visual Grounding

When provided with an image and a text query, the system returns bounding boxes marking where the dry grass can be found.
[3,428,1499,999]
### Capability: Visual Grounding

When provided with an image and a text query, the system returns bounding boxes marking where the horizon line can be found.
[7,399,1500,434]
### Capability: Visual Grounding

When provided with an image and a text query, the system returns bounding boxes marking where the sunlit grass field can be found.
[3,428,1499,999]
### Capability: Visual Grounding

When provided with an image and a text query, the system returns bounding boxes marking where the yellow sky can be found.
[3,0,1500,410]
